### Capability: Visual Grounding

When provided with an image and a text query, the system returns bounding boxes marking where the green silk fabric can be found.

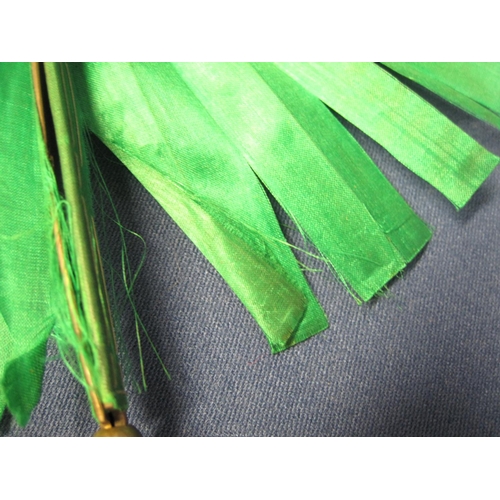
[0,63,54,425]
[277,63,499,208]
[73,62,433,353]
[174,62,431,301]
[382,63,500,130]
[73,63,328,353]
[72,62,497,351]
[0,62,498,426]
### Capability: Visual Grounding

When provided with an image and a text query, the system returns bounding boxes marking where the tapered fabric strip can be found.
[382,63,500,130]
[0,63,54,425]
[277,63,500,209]
[73,62,328,353]
[175,62,431,301]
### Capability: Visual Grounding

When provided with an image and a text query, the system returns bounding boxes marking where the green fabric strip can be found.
[277,63,500,209]
[174,62,430,301]
[73,62,328,353]
[0,63,54,425]
[2,337,48,426]
[251,63,432,265]
[382,63,500,130]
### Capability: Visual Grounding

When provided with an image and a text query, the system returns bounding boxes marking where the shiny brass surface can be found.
[94,425,142,437]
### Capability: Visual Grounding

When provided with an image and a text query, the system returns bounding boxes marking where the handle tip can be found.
[93,424,142,437]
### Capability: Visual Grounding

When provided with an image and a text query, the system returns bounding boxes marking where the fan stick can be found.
[31,62,140,436]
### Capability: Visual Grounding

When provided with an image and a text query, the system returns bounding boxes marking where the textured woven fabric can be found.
[0,63,54,425]
[2,73,500,437]
[73,62,330,354]
[383,63,500,129]
[73,62,433,351]
[278,62,499,209]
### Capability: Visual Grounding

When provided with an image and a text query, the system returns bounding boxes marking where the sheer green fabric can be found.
[73,62,431,342]
[0,62,498,426]
[382,63,500,130]
[277,62,500,208]
[0,63,54,425]
[251,63,431,266]
[175,62,431,300]
[73,62,329,353]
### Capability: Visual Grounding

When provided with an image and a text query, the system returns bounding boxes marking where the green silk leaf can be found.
[174,62,431,301]
[382,63,500,130]
[72,62,328,353]
[277,63,500,209]
[0,63,54,425]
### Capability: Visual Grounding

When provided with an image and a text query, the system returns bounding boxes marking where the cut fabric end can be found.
[1,338,48,427]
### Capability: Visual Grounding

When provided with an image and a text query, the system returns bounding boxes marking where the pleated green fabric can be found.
[382,63,500,130]
[277,62,500,209]
[73,62,329,353]
[0,63,54,425]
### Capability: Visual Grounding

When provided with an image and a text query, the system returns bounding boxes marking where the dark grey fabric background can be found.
[2,75,500,437]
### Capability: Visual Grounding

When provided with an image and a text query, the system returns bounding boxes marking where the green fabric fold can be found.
[0,63,54,425]
[73,62,328,353]
[277,62,499,209]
